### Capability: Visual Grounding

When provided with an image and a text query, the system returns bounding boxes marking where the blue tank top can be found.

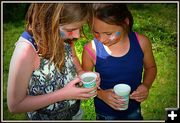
[94,32,144,116]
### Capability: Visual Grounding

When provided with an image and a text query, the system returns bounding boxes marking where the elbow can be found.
[7,92,25,113]
[7,100,22,113]
[8,104,19,113]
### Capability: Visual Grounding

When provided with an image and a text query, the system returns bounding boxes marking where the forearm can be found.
[142,66,157,89]
[8,89,66,113]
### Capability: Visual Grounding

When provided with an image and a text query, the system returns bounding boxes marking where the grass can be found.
[2,3,178,121]
[141,46,177,120]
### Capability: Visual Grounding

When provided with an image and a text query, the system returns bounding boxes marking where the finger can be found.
[111,101,122,108]
[131,91,147,98]
[130,95,135,99]
[112,105,120,110]
[95,84,101,90]
[69,77,81,85]
[80,86,97,93]
[109,96,125,106]
[130,94,138,100]
[111,90,124,101]
[109,101,126,110]
[96,81,100,87]
[136,98,145,102]
[95,72,100,78]
[109,104,117,110]
[130,91,140,97]
[95,72,100,79]
[133,95,147,102]
[130,93,147,99]
[112,92,124,99]
[108,100,119,109]
[130,94,138,99]
[97,86,101,90]
[96,76,101,87]
[113,95,124,100]
[79,97,91,100]
[81,92,96,98]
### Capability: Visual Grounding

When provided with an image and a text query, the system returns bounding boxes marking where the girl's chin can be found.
[103,42,116,46]
[103,43,113,47]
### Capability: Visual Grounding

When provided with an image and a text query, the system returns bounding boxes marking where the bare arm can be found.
[141,34,157,89]
[82,42,95,71]
[7,42,69,113]
[7,42,96,113]
[130,34,157,102]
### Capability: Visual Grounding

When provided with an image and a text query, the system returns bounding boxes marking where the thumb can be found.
[69,77,81,86]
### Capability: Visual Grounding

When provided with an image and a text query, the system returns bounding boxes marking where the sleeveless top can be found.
[94,32,144,117]
[17,31,80,120]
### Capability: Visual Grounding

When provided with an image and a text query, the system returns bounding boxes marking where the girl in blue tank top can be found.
[82,3,157,120]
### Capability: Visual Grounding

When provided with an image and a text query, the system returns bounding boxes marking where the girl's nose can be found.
[95,33,107,43]
[99,35,107,43]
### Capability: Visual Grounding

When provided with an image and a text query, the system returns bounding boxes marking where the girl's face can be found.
[59,20,86,40]
[92,17,125,46]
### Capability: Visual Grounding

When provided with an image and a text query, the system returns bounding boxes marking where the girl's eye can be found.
[93,31,99,34]
[64,28,76,32]
[106,33,112,35]
[66,30,74,32]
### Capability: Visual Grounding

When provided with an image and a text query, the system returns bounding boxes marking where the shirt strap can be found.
[21,31,38,52]
[84,44,96,61]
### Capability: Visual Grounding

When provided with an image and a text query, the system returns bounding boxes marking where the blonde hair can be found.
[25,3,90,69]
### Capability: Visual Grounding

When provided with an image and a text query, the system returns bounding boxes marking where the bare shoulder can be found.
[13,41,37,64]
[85,40,93,48]
[84,40,96,51]
[136,33,152,52]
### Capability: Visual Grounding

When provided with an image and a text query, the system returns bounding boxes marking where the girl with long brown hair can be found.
[7,3,99,120]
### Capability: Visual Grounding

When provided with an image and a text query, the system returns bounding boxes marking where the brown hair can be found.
[91,3,133,33]
[25,3,90,69]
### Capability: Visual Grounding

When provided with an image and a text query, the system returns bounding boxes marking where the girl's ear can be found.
[123,17,130,33]
[124,17,129,26]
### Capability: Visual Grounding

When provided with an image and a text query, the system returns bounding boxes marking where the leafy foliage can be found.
[3,3,30,23]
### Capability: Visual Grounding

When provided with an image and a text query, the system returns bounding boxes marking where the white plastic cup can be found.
[113,84,131,110]
[80,72,97,94]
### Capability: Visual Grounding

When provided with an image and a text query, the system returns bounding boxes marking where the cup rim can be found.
[80,72,97,83]
[113,84,131,93]
[80,72,97,78]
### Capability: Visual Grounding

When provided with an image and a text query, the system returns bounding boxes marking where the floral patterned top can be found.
[17,32,80,120]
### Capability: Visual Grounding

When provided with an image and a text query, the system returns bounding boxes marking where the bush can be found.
[3,3,30,23]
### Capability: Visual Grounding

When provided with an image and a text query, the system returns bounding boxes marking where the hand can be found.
[61,77,97,100]
[130,83,149,102]
[98,89,126,110]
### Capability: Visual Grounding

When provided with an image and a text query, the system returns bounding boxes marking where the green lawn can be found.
[2,3,177,121]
